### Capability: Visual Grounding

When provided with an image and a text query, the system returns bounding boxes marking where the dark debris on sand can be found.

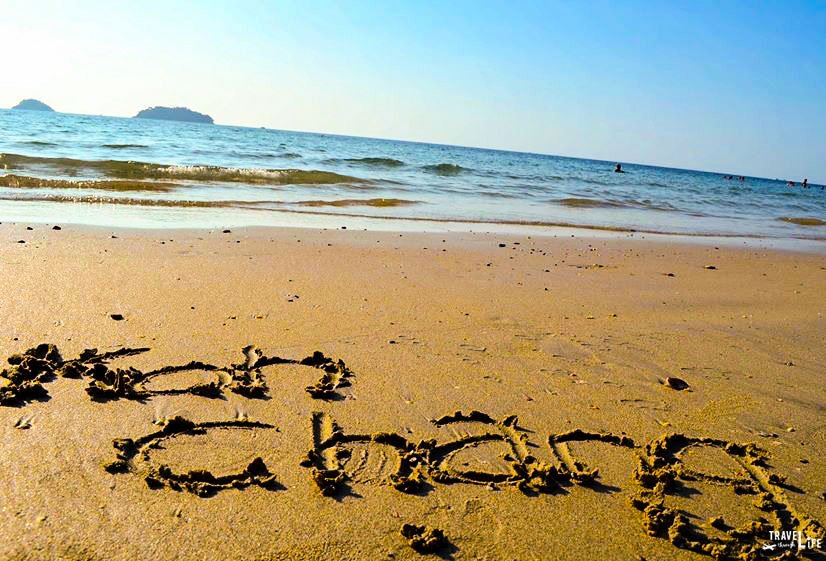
[401,524,450,554]
[663,376,690,391]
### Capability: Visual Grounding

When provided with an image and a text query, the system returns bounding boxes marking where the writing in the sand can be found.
[2,343,823,560]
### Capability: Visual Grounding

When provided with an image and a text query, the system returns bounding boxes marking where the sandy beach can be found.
[1,223,824,561]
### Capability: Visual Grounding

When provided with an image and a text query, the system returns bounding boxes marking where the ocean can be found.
[1,109,823,242]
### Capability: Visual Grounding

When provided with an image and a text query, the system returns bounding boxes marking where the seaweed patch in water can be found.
[292,198,420,208]
[422,163,466,175]
[323,157,405,168]
[0,174,178,192]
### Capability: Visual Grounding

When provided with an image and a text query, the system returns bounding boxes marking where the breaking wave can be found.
[0,153,366,186]
[0,192,418,210]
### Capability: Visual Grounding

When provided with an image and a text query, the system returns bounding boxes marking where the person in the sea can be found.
[802,178,808,189]
[614,163,624,173]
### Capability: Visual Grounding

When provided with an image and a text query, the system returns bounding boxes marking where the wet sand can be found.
[0,223,824,561]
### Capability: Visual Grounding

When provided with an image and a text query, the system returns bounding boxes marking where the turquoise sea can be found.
[1,109,824,242]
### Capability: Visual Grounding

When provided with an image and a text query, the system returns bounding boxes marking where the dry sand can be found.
[0,223,824,561]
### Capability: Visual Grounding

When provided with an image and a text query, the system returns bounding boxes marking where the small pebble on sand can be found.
[664,377,689,390]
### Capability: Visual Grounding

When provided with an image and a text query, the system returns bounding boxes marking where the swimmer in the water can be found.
[614,163,624,173]
[802,178,808,189]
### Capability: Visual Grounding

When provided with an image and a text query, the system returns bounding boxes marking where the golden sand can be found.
[0,224,824,560]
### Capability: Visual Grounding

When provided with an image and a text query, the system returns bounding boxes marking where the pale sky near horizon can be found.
[1,0,824,182]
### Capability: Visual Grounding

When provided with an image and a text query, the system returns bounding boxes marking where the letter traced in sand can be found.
[547,428,636,486]
[301,411,631,497]
[300,412,430,497]
[0,344,148,405]
[629,434,825,560]
[0,344,62,405]
[4,344,823,559]
[0,343,355,404]
[104,416,282,497]
[299,351,355,399]
[428,411,563,493]
[300,411,824,559]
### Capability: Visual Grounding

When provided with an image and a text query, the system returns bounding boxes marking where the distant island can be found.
[11,99,54,111]
[133,106,214,124]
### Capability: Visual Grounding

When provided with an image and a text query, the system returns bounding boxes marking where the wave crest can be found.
[22,140,58,147]
[0,153,366,186]
[555,197,675,211]
[422,163,465,175]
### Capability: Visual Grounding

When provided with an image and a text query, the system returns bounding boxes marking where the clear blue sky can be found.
[1,0,824,182]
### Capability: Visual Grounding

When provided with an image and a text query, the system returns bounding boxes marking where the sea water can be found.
[0,109,823,242]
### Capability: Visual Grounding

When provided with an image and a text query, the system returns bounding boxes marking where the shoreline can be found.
[3,215,826,254]
[2,132,824,245]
